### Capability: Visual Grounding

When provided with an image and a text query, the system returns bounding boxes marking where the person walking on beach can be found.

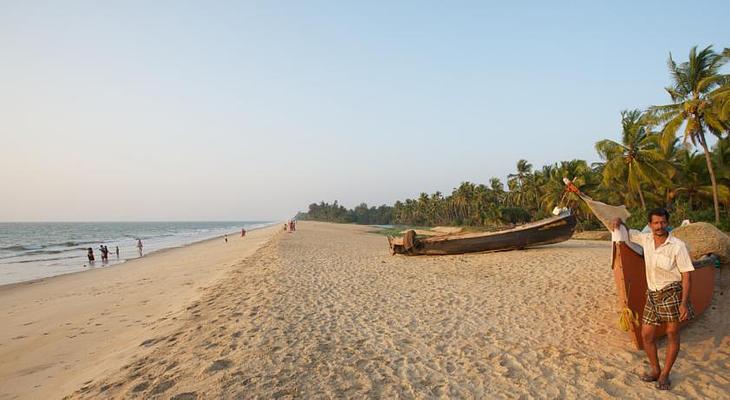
[224,234,228,243]
[115,246,120,258]
[137,239,143,257]
[610,208,694,391]
[241,228,246,237]
[87,248,95,264]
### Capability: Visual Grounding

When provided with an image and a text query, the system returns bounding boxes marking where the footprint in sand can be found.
[140,338,159,347]
[150,380,176,395]
[171,393,197,400]
[131,381,149,393]
[206,359,233,373]
[164,361,179,372]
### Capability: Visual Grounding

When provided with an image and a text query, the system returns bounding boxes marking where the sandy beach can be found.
[0,225,280,400]
[2,222,728,399]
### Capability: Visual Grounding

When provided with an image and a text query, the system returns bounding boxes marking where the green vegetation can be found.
[296,201,393,225]
[651,46,730,223]
[298,45,730,231]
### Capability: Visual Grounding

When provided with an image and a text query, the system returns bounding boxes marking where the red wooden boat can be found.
[611,242,717,350]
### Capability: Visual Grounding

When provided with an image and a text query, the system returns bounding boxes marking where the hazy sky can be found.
[1,1,729,221]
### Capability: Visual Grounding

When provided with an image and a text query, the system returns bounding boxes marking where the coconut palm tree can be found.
[709,48,730,121]
[507,160,539,211]
[452,182,477,225]
[595,110,670,209]
[650,45,730,223]
[713,137,730,218]
[651,131,682,205]
[670,148,718,210]
[538,160,598,213]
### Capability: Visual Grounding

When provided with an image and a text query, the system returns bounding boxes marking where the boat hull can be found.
[611,242,716,350]
[388,214,577,256]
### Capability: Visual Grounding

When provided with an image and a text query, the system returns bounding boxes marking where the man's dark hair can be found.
[647,207,670,222]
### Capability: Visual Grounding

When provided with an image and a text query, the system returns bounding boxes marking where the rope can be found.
[617,307,639,332]
[617,280,639,331]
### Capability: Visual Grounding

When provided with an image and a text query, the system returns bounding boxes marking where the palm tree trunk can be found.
[699,136,721,224]
[638,188,646,209]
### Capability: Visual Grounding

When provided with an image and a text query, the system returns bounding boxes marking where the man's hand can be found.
[679,302,689,321]
[609,217,624,232]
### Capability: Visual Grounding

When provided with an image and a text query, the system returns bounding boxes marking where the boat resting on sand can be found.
[562,178,718,350]
[388,212,577,256]
[612,242,717,350]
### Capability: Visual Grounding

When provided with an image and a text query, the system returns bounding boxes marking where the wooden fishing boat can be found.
[388,212,577,256]
[611,242,717,350]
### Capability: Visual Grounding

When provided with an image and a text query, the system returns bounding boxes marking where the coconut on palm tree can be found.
[651,45,730,223]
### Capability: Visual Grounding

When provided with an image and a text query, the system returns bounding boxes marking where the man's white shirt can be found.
[613,226,694,291]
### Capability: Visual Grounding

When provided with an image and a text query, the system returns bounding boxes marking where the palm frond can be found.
[661,113,685,138]
[697,75,723,93]
[595,139,624,160]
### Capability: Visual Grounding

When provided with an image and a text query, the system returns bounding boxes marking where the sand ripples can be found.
[66,222,729,399]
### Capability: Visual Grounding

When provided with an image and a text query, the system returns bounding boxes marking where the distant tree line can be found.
[298,201,393,225]
[298,46,730,230]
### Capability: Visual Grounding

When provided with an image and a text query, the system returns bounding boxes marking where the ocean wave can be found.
[49,240,89,248]
[0,241,90,252]
[0,245,39,251]
[24,249,69,256]
[0,254,80,264]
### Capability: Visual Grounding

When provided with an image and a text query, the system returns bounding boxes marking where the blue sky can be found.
[1,1,728,221]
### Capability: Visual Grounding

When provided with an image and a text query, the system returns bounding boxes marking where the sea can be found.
[0,221,274,286]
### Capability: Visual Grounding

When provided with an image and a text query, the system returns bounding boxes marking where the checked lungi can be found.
[642,281,695,326]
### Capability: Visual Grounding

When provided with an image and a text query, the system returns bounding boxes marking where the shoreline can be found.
[2,221,728,399]
[0,224,283,400]
[0,222,280,289]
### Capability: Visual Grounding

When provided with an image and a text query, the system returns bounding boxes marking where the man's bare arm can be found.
[679,272,691,321]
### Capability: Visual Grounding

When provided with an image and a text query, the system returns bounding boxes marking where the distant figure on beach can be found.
[137,239,143,256]
[241,228,246,237]
[99,245,109,263]
[87,248,95,264]
[115,246,120,258]
[610,208,694,391]
[224,234,228,243]
[284,223,287,232]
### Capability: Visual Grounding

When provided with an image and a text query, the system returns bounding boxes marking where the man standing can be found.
[611,208,694,391]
